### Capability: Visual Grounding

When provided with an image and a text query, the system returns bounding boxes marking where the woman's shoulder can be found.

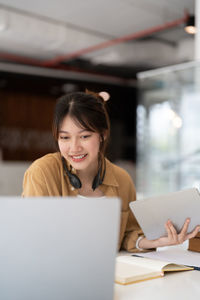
[106,158,134,184]
[27,152,62,173]
[105,159,136,203]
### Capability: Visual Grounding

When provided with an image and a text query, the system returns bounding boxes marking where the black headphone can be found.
[62,156,106,191]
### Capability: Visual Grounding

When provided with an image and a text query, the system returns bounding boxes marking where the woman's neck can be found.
[76,160,104,197]
[76,160,98,184]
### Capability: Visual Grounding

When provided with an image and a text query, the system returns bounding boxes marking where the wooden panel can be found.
[0,90,57,161]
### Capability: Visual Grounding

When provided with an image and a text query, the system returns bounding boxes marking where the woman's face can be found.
[58,115,101,171]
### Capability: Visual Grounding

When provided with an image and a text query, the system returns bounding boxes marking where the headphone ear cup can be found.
[68,172,82,189]
[62,156,82,189]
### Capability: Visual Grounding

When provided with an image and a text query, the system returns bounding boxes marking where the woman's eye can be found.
[60,136,69,140]
[81,135,91,139]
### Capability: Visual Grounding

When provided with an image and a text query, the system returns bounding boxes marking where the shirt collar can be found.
[102,158,119,187]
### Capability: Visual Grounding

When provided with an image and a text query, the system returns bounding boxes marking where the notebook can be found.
[0,196,120,300]
[129,188,200,240]
[115,255,193,285]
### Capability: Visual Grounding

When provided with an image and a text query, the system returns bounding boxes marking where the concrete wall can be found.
[0,162,31,195]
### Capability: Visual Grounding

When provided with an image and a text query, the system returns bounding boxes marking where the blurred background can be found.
[0,0,199,197]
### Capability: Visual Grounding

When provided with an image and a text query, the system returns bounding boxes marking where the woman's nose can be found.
[70,138,82,152]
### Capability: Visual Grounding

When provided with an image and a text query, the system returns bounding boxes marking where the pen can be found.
[186,265,200,271]
[131,254,144,258]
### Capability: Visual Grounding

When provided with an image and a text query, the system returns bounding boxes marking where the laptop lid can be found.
[129,188,200,240]
[0,197,120,300]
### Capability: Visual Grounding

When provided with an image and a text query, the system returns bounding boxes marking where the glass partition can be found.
[137,61,200,198]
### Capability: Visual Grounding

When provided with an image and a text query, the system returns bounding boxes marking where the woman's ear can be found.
[103,130,108,141]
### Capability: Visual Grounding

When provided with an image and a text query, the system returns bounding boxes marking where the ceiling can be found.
[0,0,195,83]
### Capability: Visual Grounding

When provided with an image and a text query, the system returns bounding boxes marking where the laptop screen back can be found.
[0,197,120,300]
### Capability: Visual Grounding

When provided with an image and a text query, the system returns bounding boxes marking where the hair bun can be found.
[98,91,110,102]
[85,89,110,103]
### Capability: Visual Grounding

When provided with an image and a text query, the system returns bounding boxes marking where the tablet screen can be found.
[130,188,200,240]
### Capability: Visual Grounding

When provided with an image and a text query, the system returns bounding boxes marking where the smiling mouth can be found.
[70,154,88,162]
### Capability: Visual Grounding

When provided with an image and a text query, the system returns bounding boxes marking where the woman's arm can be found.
[22,166,49,196]
[119,173,152,252]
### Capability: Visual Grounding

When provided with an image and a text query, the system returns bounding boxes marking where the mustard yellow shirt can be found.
[22,152,144,252]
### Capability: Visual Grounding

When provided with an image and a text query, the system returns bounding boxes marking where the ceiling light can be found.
[184,15,197,34]
[0,22,7,31]
[0,10,9,32]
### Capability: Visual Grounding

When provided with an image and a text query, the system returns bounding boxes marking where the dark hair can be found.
[52,91,110,155]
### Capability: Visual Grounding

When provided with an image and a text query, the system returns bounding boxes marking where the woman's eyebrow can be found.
[59,129,89,134]
[59,130,69,133]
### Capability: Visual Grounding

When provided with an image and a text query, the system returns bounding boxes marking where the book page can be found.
[117,255,176,270]
[163,263,193,272]
[134,248,200,268]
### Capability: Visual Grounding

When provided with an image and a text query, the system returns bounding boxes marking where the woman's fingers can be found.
[165,220,172,237]
[178,218,190,242]
[178,219,200,242]
[165,220,178,243]
[181,218,190,235]
[186,225,200,240]
[168,220,179,242]
[160,220,200,247]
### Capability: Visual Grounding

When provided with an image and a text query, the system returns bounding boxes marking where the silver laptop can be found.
[130,188,200,240]
[0,196,120,300]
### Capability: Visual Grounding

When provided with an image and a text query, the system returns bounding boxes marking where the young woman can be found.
[22,91,200,252]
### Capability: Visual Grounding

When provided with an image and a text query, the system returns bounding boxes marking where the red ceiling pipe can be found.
[0,52,43,66]
[0,11,189,69]
[41,11,189,67]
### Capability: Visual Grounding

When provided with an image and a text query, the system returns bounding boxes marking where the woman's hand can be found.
[138,218,200,250]
[156,218,200,247]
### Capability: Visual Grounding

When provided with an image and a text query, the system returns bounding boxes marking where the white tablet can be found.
[129,188,200,240]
